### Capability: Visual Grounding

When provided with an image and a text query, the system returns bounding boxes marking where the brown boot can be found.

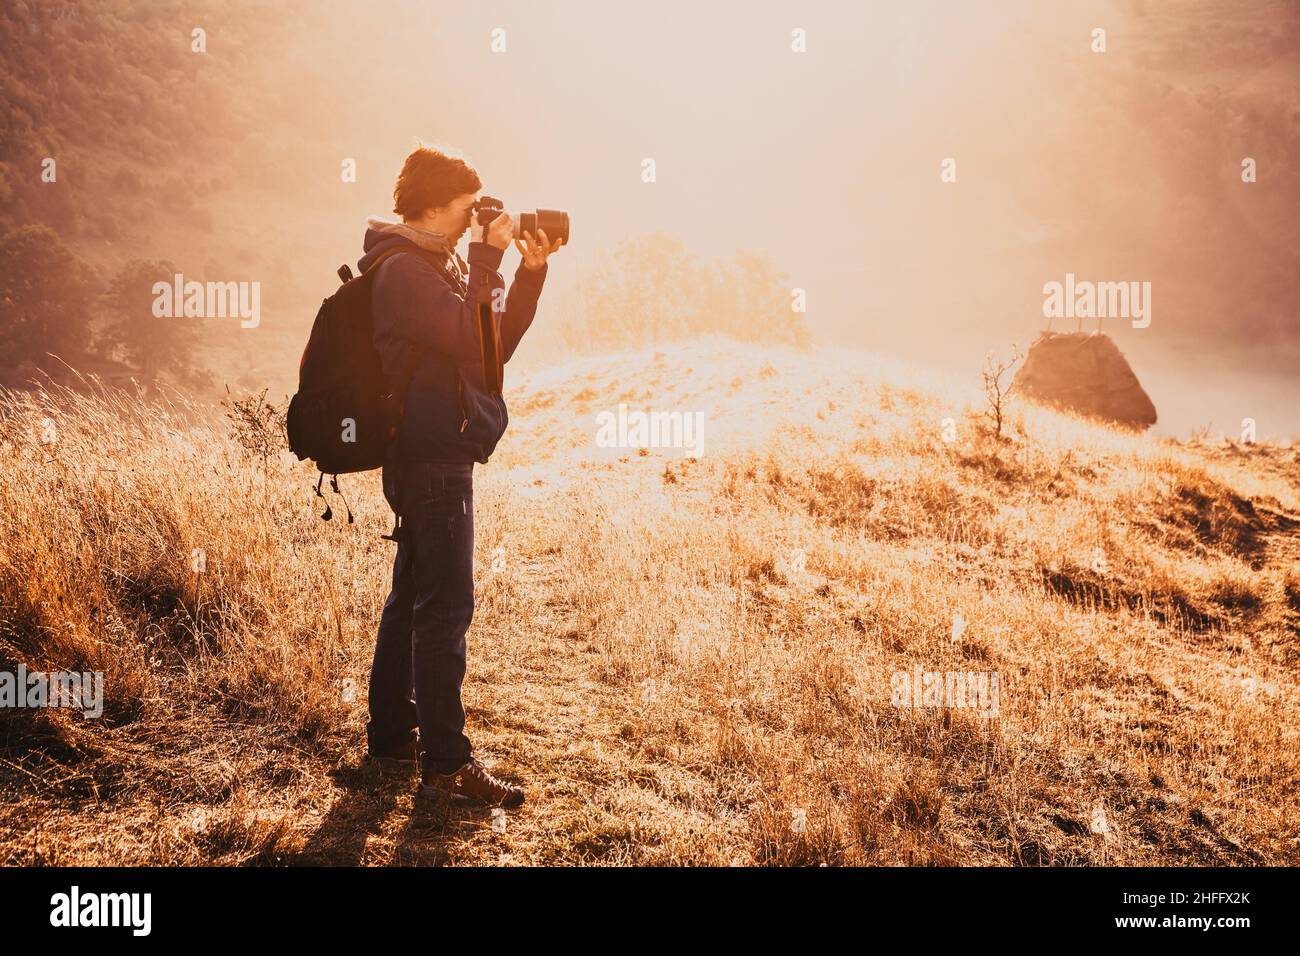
[422,758,525,808]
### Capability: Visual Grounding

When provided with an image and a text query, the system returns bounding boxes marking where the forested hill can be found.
[1,1,304,262]
[0,0,371,392]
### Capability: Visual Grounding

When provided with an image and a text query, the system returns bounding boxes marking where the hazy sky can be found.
[265,0,1295,437]
[22,0,1290,437]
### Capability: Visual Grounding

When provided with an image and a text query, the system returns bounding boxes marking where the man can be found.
[360,145,563,808]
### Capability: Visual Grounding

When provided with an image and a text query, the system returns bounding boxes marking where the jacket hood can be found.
[357,216,454,274]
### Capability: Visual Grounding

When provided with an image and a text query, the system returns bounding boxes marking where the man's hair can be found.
[393,145,482,221]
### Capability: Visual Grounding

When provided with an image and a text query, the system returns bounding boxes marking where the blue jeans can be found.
[368,458,475,775]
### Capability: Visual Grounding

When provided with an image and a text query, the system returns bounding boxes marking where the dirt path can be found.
[286,543,742,866]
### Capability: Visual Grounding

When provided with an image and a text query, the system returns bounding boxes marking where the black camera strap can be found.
[475,283,504,395]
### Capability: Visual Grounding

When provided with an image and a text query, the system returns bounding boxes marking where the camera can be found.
[474,196,570,245]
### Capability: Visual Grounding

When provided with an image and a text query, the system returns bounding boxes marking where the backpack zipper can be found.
[457,375,469,433]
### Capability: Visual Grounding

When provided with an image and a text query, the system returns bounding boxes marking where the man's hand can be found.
[471,210,515,251]
[516,229,564,271]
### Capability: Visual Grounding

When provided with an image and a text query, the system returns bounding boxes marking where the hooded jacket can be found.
[359,219,547,463]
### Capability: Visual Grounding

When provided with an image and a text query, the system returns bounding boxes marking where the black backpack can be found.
[286,245,451,520]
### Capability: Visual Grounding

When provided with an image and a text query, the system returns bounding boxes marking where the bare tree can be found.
[222,387,288,472]
[982,344,1024,439]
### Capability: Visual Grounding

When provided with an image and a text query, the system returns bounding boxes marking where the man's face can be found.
[444,192,478,245]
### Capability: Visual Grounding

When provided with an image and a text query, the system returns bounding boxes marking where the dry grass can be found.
[1,338,1297,865]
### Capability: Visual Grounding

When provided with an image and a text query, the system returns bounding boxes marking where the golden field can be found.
[1,337,1297,865]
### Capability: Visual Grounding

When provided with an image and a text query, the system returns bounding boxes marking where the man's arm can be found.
[499,226,563,363]
[499,260,547,364]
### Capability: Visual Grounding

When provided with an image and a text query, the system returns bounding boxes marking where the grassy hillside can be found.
[1,338,1297,865]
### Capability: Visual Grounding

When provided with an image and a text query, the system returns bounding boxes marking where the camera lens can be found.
[520,210,569,245]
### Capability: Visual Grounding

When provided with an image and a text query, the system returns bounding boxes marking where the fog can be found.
[10,0,1297,437]
[276,0,1300,437]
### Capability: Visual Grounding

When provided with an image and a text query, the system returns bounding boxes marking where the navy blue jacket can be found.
[359,228,547,463]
